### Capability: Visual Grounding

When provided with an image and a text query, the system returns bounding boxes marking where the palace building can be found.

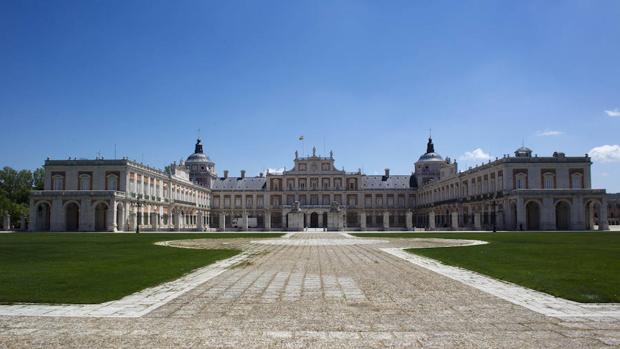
[29,137,611,232]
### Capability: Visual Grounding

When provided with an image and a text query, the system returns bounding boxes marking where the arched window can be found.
[106,174,118,191]
[52,175,64,190]
[543,173,555,189]
[571,173,583,189]
[79,174,91,190]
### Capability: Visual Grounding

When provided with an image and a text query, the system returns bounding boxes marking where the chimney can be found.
[223,170,229,179]
[241,170,246,178]
[384,168,390,177]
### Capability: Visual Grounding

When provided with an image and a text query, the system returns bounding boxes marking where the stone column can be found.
[496,205,504,230]
[175,211,182,231]
[152,212,159,231]
[219,213,225,231]
[242,213,249,231]
[516,196,525,231]
[79,198,92,231]
[106,203,117,232]
[405,211,413,231]
[571,196,585,230]
[541,197,555,230]
[50,197,65,231]
[599,198,609,231]
[29,199,37,232]
[197,210,204,231]
[360,211,366,231]
[383,211,390,231]
[428,211,435,230]
[265,211,271,231]
[451,211,459,230]
[474,211,482,230]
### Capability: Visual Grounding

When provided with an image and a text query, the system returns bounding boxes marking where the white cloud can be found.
[265,168,284,174]
[536,130,563,137]
[605,108,620,117]
[589,145,620,163]
[459,148,491,161]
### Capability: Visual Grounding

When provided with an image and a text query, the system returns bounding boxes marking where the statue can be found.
[329,150,333,159]
[295,150,298,159]
[330,201,341,212]
[291,201,301,212]
[312,146,316,156]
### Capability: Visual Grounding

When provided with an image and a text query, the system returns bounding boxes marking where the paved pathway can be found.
[1,233,619,348]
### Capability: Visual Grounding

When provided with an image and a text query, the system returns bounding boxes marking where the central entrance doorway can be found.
[310,212,319,228]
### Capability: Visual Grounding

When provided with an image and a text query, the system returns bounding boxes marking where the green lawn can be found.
[0,232,282,304]
[352,232,620,303]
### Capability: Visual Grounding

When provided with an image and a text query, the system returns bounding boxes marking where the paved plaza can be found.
[1,233,619,348]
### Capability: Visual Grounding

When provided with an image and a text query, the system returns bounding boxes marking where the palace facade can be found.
[29,138,611,232]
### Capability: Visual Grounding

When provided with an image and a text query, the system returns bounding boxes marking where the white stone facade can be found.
[29,138,610,232]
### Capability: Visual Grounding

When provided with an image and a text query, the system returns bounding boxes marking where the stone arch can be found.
[64,201,80,231]
[35,201,52,231]
[525,200,541,230]
[555,200,571,230]
[94,202,108,231]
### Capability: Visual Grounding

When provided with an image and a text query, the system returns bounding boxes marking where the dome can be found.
[418,152,444,162]
[186,139,214,164]
[186,152,211,163]
[417,137,443,162]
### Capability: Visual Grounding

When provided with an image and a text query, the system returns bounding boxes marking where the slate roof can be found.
[212,177,267,191]
[361,175,413,190]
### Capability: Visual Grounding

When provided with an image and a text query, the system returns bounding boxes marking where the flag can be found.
[299,135,304,141]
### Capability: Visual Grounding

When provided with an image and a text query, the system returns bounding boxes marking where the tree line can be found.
[0,167,44,228]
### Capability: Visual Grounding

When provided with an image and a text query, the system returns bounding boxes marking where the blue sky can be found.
[1,1,619,191]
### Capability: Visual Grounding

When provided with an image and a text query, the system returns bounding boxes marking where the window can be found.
[571,173,583,189]
[106,174,118,191]
[323,195,330,205]
[515,173,527,189]
[310,195,318,205]
[52,175,64,190]
[543,173,554,189]
[79,174,90,190]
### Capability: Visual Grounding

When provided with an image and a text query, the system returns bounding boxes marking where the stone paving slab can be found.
[1,232,619,348]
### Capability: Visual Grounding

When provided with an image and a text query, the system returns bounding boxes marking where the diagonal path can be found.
[0,232,619,348]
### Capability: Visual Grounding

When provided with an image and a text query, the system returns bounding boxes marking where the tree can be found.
[0,166,45,228]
